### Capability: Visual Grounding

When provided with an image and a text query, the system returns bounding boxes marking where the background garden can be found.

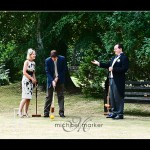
[1,11,150,95]
[0,11,150,139]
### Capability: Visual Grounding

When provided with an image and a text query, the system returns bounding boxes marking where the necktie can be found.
[110,55,120,78]
[54,61,58,77]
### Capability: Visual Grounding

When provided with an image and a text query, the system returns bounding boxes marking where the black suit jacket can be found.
[45,55,67,88]
[100,53,129,98]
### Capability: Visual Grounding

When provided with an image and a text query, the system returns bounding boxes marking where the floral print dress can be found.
[22,60,35,99]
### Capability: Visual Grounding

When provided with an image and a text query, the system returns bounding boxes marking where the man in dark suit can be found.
[44,50,67,117]
[91,43,129,119]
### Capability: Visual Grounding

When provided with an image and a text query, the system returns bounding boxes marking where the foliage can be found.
[0,63,10,86]
[137,37,150,66]
[0,12,38,82]
[75,43,106,97]
[0,40,20,82]
[1,11,150,97]
[101,11,150,80]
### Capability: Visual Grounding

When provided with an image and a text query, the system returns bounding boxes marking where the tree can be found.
[1,11,150,97]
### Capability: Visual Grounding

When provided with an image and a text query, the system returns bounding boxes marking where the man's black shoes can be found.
[113,115,124,120]
[44,114,49,117]
[44,114,66,117]
[106,113,124,119]
[59,113,66,117]
[59,110,65,117]
[106,113,116,118]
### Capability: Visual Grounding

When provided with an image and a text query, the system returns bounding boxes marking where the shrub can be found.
[0,64,10,86]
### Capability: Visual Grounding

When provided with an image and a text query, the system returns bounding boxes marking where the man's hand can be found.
[91,60,100,66]
[52,80,56,88]
[54,77,58,83]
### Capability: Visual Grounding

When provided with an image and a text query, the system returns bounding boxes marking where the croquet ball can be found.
[50,115,54,119]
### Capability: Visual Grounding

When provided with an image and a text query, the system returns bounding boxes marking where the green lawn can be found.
[0,82,102,116]
[0,82,150,139]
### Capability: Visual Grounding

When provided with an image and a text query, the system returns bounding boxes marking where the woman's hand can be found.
[31,78,37,84]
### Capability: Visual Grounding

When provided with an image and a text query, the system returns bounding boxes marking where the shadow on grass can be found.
[125,110,150,117]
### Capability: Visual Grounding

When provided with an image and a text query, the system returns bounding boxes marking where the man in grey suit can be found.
[91,43,129,119]
[44,50,67,117]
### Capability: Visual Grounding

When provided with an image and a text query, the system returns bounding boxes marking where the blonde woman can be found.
[18,48,37,117]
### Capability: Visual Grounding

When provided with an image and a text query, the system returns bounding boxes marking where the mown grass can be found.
[0,82,150,117]
[0,82,102,117]
[1,82,150,139]
[124,103,150,117]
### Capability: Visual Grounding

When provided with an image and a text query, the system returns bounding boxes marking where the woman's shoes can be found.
[17,112,29,118]
[24,113,29,118]
[17,112,23,118]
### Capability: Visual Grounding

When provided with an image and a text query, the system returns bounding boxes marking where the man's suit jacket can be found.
[45,55,67,88]
[100,53,129,98]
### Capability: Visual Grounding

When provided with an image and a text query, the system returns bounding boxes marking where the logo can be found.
[55,117,103,132]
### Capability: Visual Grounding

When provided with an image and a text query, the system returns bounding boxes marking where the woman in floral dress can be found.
[18,48,37,117]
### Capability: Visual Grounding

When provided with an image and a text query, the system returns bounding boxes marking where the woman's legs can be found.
[18,99,30,117]
[18,99,27,117]
[24,99,30,117]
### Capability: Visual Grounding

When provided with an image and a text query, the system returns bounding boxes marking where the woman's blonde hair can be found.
[26,48,35,60]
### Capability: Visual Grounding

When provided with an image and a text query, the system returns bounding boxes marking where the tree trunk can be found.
[57,40,80,93]
[37,13,44,51]
[36,13,46,89]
